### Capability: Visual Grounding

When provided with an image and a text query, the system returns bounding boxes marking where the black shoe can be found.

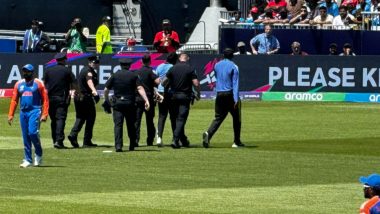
[68,135,79,148]
[53,142,66,149]
[170,142,181,149]
[129,145,135,151]
[83,142,98,148]
[181,139,190,148]
[147,142,153,146]
[115,148,123,152]
[202,132,209,148]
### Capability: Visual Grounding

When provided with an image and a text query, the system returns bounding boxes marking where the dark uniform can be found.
[68,57,99,147]
[134,65,158,146]
[43,53,75,148]
[166,60,198,148]
[105,59,141,151]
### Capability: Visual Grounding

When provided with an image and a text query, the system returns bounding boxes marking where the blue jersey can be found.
[9,78,49,117]
[155,63,173,93]
[214,59,239,103]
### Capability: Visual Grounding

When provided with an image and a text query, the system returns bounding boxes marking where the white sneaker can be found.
[156,137,163,147]
[232,142,245,148]
[34,155,42,167]
[19,160,32,168]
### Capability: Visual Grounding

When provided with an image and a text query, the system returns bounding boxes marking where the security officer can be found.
[165,52,200,149]
[134,54,160,147]
[68,55,100,148]
[43,52,76,149]
[103,58,150,152]
[202,48,244,148]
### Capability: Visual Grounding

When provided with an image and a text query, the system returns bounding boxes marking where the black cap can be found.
[88,55,100,63]
[102,16,111,22]
[343,43,352,48]
[119,58,133,65]
[54,52,67,60]
[329,43,337,48]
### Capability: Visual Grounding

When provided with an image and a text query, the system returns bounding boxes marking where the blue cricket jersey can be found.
[214,59,239,103]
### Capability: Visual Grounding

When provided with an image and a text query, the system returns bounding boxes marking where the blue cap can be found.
[360,174,380,188]
[22,64,34,72]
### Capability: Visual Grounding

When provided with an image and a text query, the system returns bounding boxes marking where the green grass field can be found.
[1,98,379,213]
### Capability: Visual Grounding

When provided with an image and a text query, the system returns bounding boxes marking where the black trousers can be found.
[170,94,191,144]
[135,99,156,145]
[207,93,241,143]
[69,96,96,144]
[48,96,69,144]
[157,92,176,139]
[113,104,136,150]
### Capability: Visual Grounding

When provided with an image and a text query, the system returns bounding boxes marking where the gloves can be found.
[102,100,112,114]
[93,95,100,104]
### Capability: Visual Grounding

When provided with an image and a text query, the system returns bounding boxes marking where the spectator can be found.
[370,0,380,11]
[96,16,113,54]
[352,0,371,19]
[250,24,280,55]
[328,43,339,55]
[246,7,260,23]
[333,6,359,29]
[341,0,359,10]
[372,4,380,30]
[251,0,268,14]
[290,41,308,55]
[153,19,180,53]
[65,18,87,53]
[265,0,288,17]
[339,43,356,55]
[274,7,291,24]
[305,0,320,20]
[309,6,334,27]
[255,10,275,24]
[359,173,380,214]
[289,6,311,24]
[319,0,339,17]
[286,0,305,18]
[230,11,245,22]
[22,19,50,53]
[234,41,252,55]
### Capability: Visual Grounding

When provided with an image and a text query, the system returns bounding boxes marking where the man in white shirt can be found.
[332,5,359,29]
[310,6,334,28]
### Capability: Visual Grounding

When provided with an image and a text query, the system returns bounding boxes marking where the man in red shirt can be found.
[265,0,287,17]
[153,19,180,53]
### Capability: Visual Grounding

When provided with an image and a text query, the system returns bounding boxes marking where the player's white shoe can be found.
[156,137,163,147]
[19,160,32,168]
[34,155,42,167]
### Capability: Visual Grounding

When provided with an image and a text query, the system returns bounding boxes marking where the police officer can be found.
[43,52,76,149]
[134,54,160,147]
[202,48,244,148]
[68,55,100,148]
[165,52,200,149]
[103,58,150,152]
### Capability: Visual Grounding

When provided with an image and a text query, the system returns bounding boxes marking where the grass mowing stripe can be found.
[3,183,361,214]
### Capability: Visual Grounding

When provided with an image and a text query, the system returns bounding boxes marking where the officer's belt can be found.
[114,95,129,100]
[217,91,233,96]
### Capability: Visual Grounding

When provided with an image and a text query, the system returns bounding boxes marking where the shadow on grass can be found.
[34,165,66,168]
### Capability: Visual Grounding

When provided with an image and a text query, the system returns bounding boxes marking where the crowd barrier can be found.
[1,53,380,103]
[219,28,380,55]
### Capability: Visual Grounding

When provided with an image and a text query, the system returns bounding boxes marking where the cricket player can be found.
[8,64,49,168]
